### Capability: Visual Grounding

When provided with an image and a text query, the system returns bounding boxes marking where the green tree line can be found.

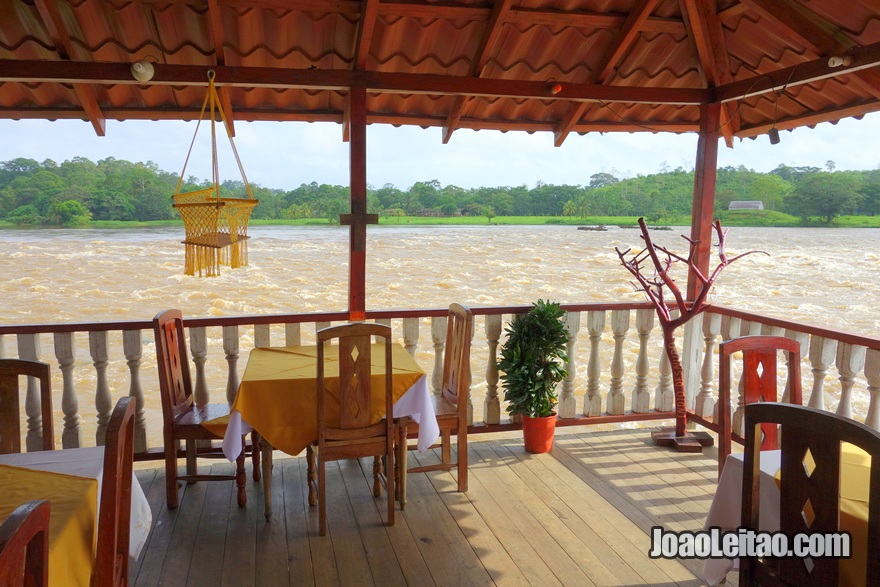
[2,157,879,226]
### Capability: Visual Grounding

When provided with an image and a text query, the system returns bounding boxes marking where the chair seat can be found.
[431,393,459,420]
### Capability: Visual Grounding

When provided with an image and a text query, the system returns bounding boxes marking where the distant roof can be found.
[729,201,764,210]
[1,0,879,146]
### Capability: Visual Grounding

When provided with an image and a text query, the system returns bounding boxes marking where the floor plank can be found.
[130,429,720,586]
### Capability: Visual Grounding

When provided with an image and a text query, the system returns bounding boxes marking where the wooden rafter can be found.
[344,0,381,142]
[553,0,661,147]
[33,0,106,136]
[443,0,514,144]
[742,0,880,100]
[207,0,235,136]
[679,0,737,147]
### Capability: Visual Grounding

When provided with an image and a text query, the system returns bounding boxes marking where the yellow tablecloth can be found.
[0,464,97,587]
[217,343,425,457]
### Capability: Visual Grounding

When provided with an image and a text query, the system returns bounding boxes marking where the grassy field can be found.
[2,212,880,229]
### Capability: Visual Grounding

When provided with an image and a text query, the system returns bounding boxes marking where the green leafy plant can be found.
[497,299,569,418]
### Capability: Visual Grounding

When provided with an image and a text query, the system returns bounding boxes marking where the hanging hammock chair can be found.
[173,70,258,277]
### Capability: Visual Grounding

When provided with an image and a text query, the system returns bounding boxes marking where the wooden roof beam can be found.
[344,0,381,142]
[742,0,880,100]
[33,0,106,136]
[554,0,661,146]
[207,0,235,136]
[0,60,709,104]
[443,0,513,144]
[679,0,737,147]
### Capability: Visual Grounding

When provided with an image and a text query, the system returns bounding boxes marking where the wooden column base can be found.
[651,426,714,453]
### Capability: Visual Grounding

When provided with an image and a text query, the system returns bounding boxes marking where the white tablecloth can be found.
[702,451,782,586]
[0,446,153,559]
[222,374,439,461]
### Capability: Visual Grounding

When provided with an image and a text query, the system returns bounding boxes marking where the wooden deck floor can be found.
[130,427,721,586]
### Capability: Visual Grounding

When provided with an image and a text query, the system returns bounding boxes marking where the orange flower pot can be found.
[521,413,557,454]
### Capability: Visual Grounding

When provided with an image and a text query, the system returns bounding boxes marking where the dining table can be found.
[217,342,440,519]
[702,444,870,586]
[0,446,152,587]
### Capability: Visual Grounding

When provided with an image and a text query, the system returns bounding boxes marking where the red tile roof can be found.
[0,0,879,144]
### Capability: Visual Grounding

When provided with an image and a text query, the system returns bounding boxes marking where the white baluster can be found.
[123,330,147,453]
[865,349,880,430]
[467,322,474,426]
[559,311,580,419]
[53,332,81,449]
[316,321,331,336]
[807,335,837,411]
[695,312,721,418]
[631,309,654,413]
[835,343,867,419]
[190,327,209,405]
[0,334,5,358]
[430,316,447,396]
[254,324,271,348]
[584,310,605,416]
[375,318,391,343]
[90,331,111,446]
[730,319,750,437]
[285,323,301,346]
[783,329,809,404]
[484,314,502,425]
[223,325,240,404]
[402,318,419,357]
[655,349,673,412]
[17,333,44,451]
[606,310,629,415]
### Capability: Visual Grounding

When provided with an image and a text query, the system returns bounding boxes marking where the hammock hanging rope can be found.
[173,70,258,277]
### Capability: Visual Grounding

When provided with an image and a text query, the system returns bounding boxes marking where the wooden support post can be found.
[340,82,377,321]
[687,102,720,302]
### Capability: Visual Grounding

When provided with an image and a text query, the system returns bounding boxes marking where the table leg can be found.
[397,417,408,510]
[260,437,273,521]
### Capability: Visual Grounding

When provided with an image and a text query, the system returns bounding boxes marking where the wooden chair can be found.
[306,323,397,536]
[407,303,473,492]
[717,335,801,478]
[0,359,54,454]
[153,309,259,509]
[740,403,880,586]
[94,397,135,587]
[0,500,50,587]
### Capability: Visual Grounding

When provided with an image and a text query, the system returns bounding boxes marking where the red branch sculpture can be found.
[616,218,764,451]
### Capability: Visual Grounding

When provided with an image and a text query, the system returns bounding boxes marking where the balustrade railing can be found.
[2,302,878,461]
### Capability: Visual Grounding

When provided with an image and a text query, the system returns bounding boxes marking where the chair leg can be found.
[441,430,452,464]
[235,442,247,507]
[373,456,382,498]
[397,419,407,510]
[386,442,395,527]
[306,445,318,506]
[251,430,262,482]
[165,446,179,509]
[457,433,468,493]
[185,440,198,483]
[318,454,327,536]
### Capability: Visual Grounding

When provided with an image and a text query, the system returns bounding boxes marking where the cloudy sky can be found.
[1,112,878,191]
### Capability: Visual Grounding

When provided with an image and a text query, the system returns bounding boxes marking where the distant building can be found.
[728,201,764,210]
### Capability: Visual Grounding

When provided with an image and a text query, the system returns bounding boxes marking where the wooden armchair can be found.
[0,359,54,454]
[407,303,473,492]
[740,403,880,586]
[94,397,135,587]
[307,323,397,536]
[717,336,801,478]
[0,500,50,587]
[153,309,259,509]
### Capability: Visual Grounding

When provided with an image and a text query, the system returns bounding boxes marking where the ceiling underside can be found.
[1,0,880,146]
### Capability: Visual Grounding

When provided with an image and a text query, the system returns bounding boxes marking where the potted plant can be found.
[497,299,569,453]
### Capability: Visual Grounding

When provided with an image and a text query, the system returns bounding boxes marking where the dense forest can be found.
[1,156,878,226]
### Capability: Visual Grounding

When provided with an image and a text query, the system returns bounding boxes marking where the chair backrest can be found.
[718,336,801,476]
[94,397,135,587]
[0,359,54,454]
[153,309,195,420]
[441,303,473,413]
[0,499,50,587]
[316,323,393,434]
[740,403,880,586]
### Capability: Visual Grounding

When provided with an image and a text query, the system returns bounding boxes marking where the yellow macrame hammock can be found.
[173,71,258,277]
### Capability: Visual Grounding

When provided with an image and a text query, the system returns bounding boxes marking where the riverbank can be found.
[1,210,879,229]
